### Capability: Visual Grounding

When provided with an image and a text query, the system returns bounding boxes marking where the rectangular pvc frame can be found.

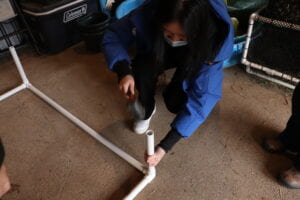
[0,46,156,200]
[241,9,300,90]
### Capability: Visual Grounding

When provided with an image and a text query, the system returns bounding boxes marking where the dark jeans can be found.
[279,83,300,169]
[0,139,4,167]
[131,54,187,119]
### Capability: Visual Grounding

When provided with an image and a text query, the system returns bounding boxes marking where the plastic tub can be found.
[81,31,106,51]
[77,11,110,51]
[77,12,110,33]
[223,34,246,68]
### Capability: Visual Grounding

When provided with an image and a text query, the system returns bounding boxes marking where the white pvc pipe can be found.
[241,13,256,64]
[246,66,298,88]
[124,130,156,200]
[123,172,156,200]
[0,84,26,102]
[27,84,145,172]
[247,61,300,83]
[2,47,157,199]
[146,130,155,155]
[146,130,155,175]
[246,67,296,89]
[245,61,299,89]
[9,47,29,86]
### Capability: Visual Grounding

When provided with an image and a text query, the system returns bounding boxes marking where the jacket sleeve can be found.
[171,62,224,138]
[102,12,136,71]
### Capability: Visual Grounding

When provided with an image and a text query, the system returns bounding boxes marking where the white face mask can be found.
[164,36,188,47]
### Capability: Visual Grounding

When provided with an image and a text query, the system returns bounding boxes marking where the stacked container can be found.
[20,0,99,53]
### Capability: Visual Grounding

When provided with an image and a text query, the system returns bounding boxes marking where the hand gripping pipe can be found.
[124,130,156,200]
[0,46,156,199]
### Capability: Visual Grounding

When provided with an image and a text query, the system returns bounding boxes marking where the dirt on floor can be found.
[0,44,299,200]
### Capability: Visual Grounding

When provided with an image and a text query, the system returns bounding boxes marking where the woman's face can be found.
[163,22,187,42]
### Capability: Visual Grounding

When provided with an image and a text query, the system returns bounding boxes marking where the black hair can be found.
[152,0,228,76]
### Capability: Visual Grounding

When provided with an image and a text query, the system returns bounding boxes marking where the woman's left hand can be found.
[145,146,166,167]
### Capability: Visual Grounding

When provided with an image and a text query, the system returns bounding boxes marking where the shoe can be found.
[133,106,156,134]
[279,167,300,189]
[262,137,285,153]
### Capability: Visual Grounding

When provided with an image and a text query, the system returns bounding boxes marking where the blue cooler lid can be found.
[116,0,144,19]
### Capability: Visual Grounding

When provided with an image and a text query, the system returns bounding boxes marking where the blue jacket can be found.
[102,0,234,138]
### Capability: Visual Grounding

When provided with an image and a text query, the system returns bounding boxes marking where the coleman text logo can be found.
[63,4,87,23]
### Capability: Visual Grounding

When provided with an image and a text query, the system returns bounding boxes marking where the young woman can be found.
[102,0,234,166]
[0,139,10,198]
[263,83,300,189]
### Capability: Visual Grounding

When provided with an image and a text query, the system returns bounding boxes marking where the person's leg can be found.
[131,55,158,119]
[0,140,4,167]
[279,83,300,152]
[263,83,300,153]
[163,66,187,114]
[294,156,300,171]
[270,83,300,189]
[145,65,187,166]
[0,140,10,198]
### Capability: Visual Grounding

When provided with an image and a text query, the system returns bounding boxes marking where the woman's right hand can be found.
[119,75,135,100]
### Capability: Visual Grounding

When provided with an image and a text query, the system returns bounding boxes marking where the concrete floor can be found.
[0,44,299,200]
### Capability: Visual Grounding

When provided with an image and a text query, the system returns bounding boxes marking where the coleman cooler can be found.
[20,0,99,53]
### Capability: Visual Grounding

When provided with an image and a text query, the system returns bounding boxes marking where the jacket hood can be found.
[208,0,234,62]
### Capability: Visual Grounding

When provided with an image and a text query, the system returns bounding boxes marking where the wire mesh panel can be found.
[247,22,300,77]
[263,0,300,25]
[242,1,300,89]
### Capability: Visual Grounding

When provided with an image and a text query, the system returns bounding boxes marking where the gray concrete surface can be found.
[0,44,299,200]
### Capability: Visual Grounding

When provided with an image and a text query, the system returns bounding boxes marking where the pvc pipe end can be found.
[146,130,154,136]
[250,13,257,21]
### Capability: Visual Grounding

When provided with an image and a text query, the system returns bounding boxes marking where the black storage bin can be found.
[20,0,99,54]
